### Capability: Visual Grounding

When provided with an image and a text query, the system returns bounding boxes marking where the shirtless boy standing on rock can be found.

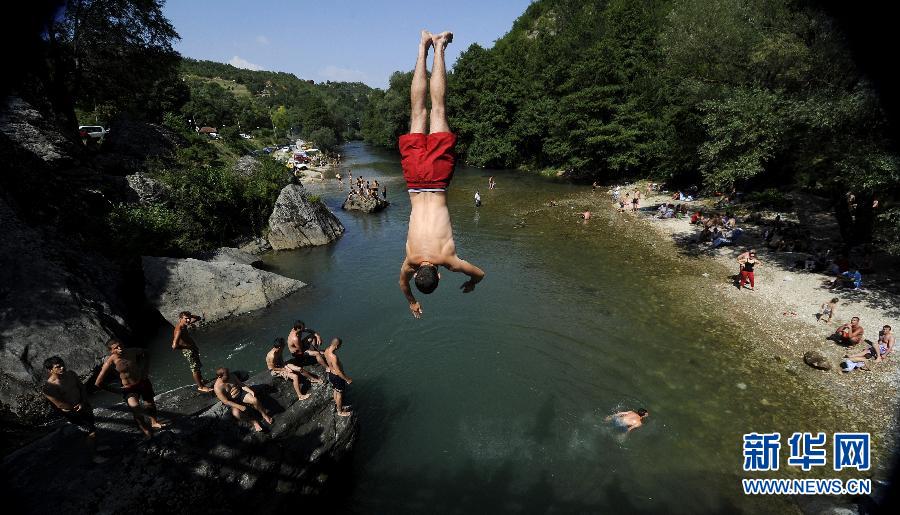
[172,311,212,392]
[324,338,353,417]
[398,30,485,319]
[43,356,96,438]
[95,339,165,438]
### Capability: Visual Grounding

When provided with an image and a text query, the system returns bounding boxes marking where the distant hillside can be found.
[179,58,374,145]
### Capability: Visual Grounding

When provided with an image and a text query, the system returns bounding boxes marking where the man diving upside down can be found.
[399,30,485,319]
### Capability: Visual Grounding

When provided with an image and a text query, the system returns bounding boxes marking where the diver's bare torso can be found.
[405,191,455,266]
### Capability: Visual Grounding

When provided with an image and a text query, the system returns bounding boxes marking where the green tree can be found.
[49,0,187,121]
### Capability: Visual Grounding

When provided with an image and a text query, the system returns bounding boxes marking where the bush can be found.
[107,203,191,256]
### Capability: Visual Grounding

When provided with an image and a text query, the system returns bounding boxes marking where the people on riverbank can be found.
[267,338,322,401]
[288,320,328,368]
[324,338,353,417]
[818,297,839,324]
[42,356,96,438]
[738,250,760,291]
[172,311,212,392]
[605,409,649,433]
[214,367,272,432]
[845,325,894,362]
[834,317,865,346]
[398,30,484,319]
[95,339,165,439]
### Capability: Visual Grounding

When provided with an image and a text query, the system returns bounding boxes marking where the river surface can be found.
[146,142,871,513]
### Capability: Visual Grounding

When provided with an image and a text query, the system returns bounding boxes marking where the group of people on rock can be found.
[41,311,354,441]
[342,170,387,202]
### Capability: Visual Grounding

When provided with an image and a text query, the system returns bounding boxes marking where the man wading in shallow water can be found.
[399,30,485,319]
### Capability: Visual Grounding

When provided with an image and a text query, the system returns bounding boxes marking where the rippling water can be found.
[144,142,869,513]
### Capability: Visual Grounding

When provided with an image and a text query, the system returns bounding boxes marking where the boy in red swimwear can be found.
[399,30,485,319]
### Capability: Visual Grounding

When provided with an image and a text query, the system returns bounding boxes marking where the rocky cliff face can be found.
[0,97,130,421]
[1,368,359,512]
[142,256,306,326]
[267,184,345,250]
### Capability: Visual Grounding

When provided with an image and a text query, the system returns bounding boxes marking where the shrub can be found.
[743,188,793,210]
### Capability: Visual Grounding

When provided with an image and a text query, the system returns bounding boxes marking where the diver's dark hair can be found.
[636,408,649,417]
[293,320,305,331]
[273,337,286,348]
[43,356,65,370]
[414,265,439,294]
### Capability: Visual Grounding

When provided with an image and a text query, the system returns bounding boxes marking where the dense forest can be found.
[361,0,900,249]
[5,0,373,257]
[178,58,373,148]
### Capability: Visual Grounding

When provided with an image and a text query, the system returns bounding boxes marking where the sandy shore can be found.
[559,182,899,464]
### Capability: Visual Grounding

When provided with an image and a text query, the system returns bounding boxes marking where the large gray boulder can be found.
[0,96,81,170]
[233,155,261,177]
[267,184,344,250]
[142,256,305,326]
[0,199,127,420]
[197,246,263,267]
[124,172,169,204]
[1,368,359,512]
[803,351,832,371]
[342,192,389,213]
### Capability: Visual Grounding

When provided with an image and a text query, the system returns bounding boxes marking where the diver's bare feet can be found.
[431,31,453,49]
[420,30,433,48]
[298,392,311,401]
[150,421,169,430]
[337,409,352,417]
[252,421,264,432]
[197,386,213,392]
[262,413,273,425]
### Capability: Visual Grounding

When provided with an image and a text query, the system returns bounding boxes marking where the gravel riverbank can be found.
[556,182,899,472]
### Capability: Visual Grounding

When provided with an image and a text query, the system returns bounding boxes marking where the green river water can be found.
[145,142,880,513]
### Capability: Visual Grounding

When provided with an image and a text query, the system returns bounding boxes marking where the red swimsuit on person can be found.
[398,132,457,190]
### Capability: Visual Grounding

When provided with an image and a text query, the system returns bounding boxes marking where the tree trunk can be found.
[831,187,875,248]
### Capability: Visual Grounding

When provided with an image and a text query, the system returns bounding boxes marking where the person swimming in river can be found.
[605,408,649,433]
[399,30,485,319]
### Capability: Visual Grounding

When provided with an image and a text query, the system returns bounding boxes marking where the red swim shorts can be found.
[398,132,457,190]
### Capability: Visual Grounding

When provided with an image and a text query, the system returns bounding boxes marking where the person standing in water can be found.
[398,30,485,319]
[474,190,482,207]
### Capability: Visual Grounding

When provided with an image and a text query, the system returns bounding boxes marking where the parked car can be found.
[78,125,107,140]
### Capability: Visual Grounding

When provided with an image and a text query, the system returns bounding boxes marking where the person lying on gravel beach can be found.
[845,325,894,362]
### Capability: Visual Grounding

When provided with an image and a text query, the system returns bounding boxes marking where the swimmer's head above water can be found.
[414,263,440,294]
[636,408,649,417]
